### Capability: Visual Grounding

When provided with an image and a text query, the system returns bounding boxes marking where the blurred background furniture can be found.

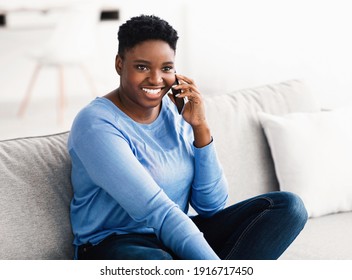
[16,1,100,123]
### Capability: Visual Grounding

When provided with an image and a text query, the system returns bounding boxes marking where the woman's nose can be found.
[149,70,163,84]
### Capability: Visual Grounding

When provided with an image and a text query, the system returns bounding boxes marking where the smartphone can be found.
[171,76,185,114]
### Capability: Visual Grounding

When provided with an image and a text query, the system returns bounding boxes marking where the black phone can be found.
[171,76,185,114]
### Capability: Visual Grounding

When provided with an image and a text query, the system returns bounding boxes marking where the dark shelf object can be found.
[100,10,119,21]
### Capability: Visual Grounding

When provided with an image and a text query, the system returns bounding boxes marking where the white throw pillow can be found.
[258,107,352,218]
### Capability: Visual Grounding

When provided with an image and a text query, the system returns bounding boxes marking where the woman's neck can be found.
[104,88,161,124]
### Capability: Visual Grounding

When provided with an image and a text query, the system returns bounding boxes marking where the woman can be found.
[68,15,307,260]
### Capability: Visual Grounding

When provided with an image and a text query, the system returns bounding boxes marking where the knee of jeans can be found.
[282,192,308,226]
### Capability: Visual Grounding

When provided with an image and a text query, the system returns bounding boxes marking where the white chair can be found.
[17,1,100,123]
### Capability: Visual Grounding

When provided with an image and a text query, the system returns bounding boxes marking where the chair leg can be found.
[17,64,42,117]
[58,65,65,125]
[79,64,97,97]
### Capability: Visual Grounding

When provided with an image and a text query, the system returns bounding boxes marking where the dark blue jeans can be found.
[77,191,308,260]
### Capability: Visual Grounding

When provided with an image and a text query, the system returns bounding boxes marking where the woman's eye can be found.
[136,65,148,71]
[162,66,173,72]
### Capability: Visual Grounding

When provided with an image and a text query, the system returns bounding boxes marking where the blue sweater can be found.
[68,96,228,259]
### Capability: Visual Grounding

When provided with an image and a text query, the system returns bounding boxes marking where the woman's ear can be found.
[115,54,123,75]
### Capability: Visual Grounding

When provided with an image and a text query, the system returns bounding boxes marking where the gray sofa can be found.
[1,79,351,259]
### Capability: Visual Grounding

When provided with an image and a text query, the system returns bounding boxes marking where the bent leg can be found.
[192,191,308,260]
[77,234,174,260]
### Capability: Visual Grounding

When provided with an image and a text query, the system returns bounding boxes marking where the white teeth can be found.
[142,88,161,95]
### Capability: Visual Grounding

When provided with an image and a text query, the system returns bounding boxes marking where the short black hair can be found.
[117,15,179,57]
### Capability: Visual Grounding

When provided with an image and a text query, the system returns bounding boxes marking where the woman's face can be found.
[115,39,176,113]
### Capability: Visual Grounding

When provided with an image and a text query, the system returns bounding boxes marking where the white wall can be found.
[1,0,352,109]
[183,0,352,108]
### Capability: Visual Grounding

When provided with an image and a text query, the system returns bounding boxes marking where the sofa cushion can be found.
[258,108,352,217]
[280,212,352,259]
[204,79,321,204]
[0,132,74,259]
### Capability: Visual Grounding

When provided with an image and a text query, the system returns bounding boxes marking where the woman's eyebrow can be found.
[133,59,174,66]
[162,61,175,65]
[133,59,151,64]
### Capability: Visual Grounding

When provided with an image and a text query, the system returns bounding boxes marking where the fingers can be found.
[173,74,200,97]
[172,74,208,128]
[175,74,195,86]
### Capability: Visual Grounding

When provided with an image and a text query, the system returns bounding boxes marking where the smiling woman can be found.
[107,39,177,123]
[67,14,308,260]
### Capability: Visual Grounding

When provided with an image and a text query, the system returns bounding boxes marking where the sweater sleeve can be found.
[190,140,229,217]
[70,120,220,260]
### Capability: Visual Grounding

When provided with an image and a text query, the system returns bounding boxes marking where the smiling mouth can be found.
[142,88,163,95]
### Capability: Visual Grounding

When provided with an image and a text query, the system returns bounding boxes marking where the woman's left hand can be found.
[168,74,212,147]
[169,74,207,127]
